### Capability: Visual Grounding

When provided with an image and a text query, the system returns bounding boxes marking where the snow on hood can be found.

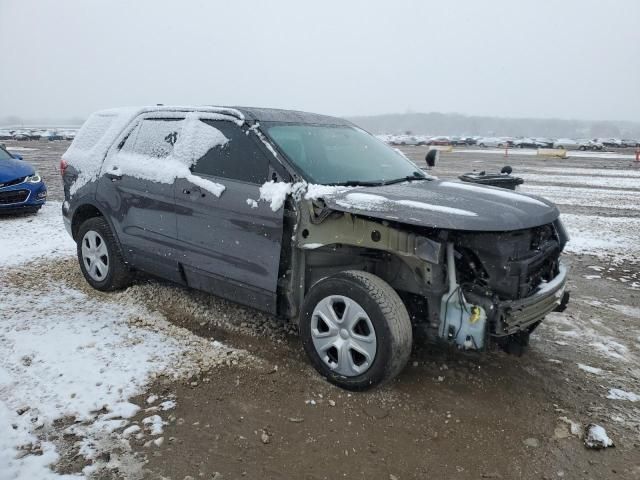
[321,179,559,231]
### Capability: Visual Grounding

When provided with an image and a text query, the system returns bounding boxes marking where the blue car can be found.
[0,144,47,214]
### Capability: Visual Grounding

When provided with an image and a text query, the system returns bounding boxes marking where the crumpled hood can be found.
[0,157,34,183]
[321,179,559,231]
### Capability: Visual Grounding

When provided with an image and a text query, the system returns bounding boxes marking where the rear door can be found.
[96,116,184,282]
[174,118,285,313]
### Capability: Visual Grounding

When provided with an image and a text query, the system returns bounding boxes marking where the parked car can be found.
[476,137,507,148]
[62,106,569,390]
[0,130,13,140]
[553,139,580,150]
[513,138,536,149]
[595,138,622,148]
[12,131,31,141]
[390,135,427,146]
[621,139,638,148]
[0,144,47,214]
[534,138,554,148]
[427,136,451,146]
[577,139,603,151]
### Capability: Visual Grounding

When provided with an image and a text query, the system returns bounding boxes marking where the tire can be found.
[76,217,133,291]
[579,145,586,151]
[299,271,412,391]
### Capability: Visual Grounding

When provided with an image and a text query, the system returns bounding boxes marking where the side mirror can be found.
[13,153,23,160]
[425,149,439,168]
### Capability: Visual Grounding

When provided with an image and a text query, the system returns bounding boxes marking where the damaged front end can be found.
[285,191,569,353]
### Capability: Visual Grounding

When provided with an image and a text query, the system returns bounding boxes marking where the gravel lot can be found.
[2,140,639,479]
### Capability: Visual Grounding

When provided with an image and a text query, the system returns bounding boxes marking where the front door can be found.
[174,118,286,312]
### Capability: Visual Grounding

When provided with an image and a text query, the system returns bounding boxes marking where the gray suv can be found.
[62,106,569,390]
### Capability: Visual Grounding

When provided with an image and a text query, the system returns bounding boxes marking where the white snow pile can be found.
[396,199,477,217]
[102,113,228,197]
[259,181,298,211]
[258,181,351,211]
[577,363,603,375]
[64,106,244,195]
[606,388,640,402]
[584,424,614,449]
[0,276,245,478]
[336,192,389,211]
[0,202,75,267]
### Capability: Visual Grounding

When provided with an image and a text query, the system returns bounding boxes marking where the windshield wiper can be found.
[382,173,430,185]
[332,180,386,187]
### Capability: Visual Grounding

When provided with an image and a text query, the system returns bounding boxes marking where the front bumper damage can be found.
[439,242,569,350]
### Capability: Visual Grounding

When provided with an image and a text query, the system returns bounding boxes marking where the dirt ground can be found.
[3,140,640,479]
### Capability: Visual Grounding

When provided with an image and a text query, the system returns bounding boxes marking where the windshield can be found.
[264,123,426,185]
[0,147,14,161]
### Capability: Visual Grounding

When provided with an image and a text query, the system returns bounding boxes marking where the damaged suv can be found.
[62,106,569,390]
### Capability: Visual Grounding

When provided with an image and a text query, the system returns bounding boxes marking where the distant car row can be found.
[381,134,639,150]
[0,129,77,141]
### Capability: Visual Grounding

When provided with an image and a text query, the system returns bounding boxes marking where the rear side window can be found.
[122,118,183,158]
[191,120,269,184]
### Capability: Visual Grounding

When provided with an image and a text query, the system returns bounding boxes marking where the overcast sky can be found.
[1,0,639,122]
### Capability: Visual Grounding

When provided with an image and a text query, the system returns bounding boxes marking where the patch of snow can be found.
[159,400,176,411]
[300,243,324,249]
[561,214,640,261]
[521,174,640,190]
[521,185,640,211]
[142,415,165,435]
[246,198,258,208]
[588,340,628,360]
[584,424,614,449]
[336,192,389,211]
[0,202,75,267]
[395,199,478,217]
[577,364,603,375]
[607,388,639,402]
[304,183,351,200]
[259,181,293,211]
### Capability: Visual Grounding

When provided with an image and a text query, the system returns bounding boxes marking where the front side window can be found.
[122,118,183,158]
[191,120,269,184]
[263,123,424,185]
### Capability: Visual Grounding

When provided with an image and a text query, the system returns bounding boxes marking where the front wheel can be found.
[300,271,413,391]
[77,217,133,291]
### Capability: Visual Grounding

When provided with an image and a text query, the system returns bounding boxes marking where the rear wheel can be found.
[77,217,133,291]
[300,271,413,391]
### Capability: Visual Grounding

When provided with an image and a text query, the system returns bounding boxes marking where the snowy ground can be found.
[1,204,249,479]
[1,141,640,479]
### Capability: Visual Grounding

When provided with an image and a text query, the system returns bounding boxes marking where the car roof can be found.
[230,106,352,126]
[93,105,351,127]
